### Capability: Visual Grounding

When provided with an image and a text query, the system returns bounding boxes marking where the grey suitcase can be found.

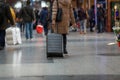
[46,33,63,57]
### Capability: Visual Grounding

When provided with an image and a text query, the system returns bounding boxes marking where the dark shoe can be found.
[64,50,68,54]
[90,30,94,32]
[97,31,101,33]
[0,46,4,50]
[64,54,69,57]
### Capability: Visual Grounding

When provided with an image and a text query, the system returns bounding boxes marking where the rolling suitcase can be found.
[46,22,64,57]
[46,33,63,57]
[6,27,22,45]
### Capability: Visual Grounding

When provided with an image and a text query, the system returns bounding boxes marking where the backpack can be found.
[0,4,5,26]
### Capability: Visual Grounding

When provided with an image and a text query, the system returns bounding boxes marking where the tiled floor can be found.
[1,75,120,80]
[0,31,120,80]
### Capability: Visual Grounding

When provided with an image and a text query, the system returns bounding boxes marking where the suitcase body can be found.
[46,33,63,57]
[6,27,22,45]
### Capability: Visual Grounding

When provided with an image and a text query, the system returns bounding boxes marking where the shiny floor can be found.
[0,30,120,80]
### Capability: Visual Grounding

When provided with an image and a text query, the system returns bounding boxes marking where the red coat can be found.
[52,0,75,34]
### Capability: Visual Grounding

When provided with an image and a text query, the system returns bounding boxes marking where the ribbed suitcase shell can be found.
[46,33,63,57]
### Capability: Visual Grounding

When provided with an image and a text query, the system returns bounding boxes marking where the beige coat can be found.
[52,0,75,34]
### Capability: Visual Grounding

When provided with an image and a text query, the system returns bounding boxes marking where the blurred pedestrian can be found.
[97,4,105,33]
[39,7,49,35]
[88,5,95,32]
[19,0,35,40]
[77,5,87,34]
[33,8,40,30]
[0,0,15,50]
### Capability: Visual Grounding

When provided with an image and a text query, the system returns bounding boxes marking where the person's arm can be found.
[31,8,35,22]
[69,3,76,26]
[39,10,44,24]
[52,0,57,25]
[52,0,57,32]
[18,8,23,22]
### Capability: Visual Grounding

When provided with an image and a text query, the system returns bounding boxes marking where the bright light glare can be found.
[107,42,116,45]
[14,2,22,8]
[114,5,117,9]
[41,1,48,7]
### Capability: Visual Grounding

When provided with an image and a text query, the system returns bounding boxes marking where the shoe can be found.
[90,30,94,32]
[83,32,86,34]
[97,31,101,33]
[80,32,83,34]
[30,38,34,41]
[64,50,68,54]
[26,38,29,40]
[64,54,69,57]
[0,46,4,50]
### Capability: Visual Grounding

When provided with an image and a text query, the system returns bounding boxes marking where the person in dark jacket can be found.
[33,8,39,30]
[78,6,87,34]
[0,0,15,50]
[97,4,105,33]
[19,0,35,40]
[73,8,77,21]
[39,7,49,35]
[88,5,95,32]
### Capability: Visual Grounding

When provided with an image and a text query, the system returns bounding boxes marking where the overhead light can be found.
[114,5,117,9]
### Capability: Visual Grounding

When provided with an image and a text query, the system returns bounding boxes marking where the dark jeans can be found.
[43,24,48,35]
[97,20,105,33]
[89,19,95,32]
[0,30,5,47]
[25,22,33,39]
[62,34,67,52]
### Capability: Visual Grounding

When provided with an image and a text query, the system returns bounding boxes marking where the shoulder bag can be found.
[56,0,62,22]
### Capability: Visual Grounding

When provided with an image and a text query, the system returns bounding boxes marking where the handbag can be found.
[56,0,62,22]
[36,24,43,34]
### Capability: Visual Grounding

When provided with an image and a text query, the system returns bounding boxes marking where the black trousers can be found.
[97,20,104,33]
[89,19,95,32]
[62,34,67,52]
[0,30,5,47]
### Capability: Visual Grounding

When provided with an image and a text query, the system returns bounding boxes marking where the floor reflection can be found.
[13,49,22,64]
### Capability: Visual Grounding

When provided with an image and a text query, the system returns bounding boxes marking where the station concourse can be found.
[0,31,120,80]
